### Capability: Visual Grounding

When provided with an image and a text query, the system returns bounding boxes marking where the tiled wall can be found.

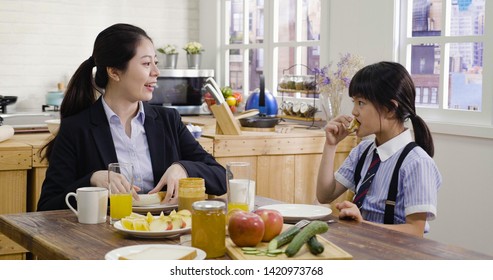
[0,0,199,111]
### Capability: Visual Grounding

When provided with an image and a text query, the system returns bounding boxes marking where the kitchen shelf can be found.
[281,115,322,122]
[277,88,318,95]
[278,64,320,129]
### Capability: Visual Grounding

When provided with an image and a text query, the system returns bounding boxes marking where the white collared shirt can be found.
[335,129,442,231]
[101,97,154,193]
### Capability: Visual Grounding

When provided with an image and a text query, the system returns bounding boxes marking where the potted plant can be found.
[183,41,204,69]
[157,44,179,69]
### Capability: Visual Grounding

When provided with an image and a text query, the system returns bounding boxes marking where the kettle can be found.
[245,75,278,117]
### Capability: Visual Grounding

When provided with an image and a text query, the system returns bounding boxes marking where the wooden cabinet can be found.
[212,130,356,208]
[0,137,32,259]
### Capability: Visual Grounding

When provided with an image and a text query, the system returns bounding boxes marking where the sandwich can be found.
[132,192,166,207]
[346,118,360,133]
[118,246,197,260]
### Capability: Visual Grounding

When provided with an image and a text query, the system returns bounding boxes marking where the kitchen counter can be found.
[183,115,356,207]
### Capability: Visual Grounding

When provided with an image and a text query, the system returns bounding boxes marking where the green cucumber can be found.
[285,221,329,257]
[306,235,324,255]
[267,226,301,251]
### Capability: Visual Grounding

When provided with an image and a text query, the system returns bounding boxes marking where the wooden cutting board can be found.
[226,225,352,260]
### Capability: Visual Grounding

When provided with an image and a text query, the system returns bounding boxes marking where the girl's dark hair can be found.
[42,23,152,161]
[348,61,434,157]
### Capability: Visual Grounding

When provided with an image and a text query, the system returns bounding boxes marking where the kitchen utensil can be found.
[225,224,352,260]
[242,75,280,128]
[0,95,17,113]
[235,109,260,120]
[45,83,65,106]
[245,75,278,116]
[205,84,223,104]
[206,77,225,103]
[238,116,280,128]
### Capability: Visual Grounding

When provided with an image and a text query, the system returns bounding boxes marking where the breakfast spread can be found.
[120,209,191,232]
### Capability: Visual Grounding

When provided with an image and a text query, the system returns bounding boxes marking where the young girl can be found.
[316,61,442,237]
[38,24,226,211]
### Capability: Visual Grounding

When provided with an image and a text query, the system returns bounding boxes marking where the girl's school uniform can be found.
[334,129,442,232]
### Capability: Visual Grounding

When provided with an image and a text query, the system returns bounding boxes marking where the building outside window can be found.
[399,0,490,126]
[221,0,322,100]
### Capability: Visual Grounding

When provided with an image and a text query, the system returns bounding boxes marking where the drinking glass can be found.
[226,162,255,213]
[108,162,134,224]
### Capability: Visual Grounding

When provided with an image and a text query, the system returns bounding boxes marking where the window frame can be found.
[219,0,325,102]
[397,0,493,138]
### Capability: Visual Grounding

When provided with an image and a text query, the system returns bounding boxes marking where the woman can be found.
[37,23,226,211]
[316,61,442,237]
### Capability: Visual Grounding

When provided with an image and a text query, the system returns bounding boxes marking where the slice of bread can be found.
[133,192,166,207]
[118,246,197,260]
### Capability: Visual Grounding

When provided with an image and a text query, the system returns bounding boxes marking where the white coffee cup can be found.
[65,187,108,224]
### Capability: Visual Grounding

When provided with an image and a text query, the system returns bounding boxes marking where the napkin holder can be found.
[210,102,241,135]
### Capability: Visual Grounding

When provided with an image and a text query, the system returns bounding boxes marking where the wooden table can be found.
[0,197,490,260]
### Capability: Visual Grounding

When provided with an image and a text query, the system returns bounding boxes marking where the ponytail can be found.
[410,114,434,157]
[41,57,98,161]
[60,57,99,119]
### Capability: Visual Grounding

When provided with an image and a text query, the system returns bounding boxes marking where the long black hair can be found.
[42,23,153,161]
[349,61,434,157]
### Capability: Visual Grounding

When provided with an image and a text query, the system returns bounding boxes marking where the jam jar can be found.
[191,200,226,258]
[178,178,206,211]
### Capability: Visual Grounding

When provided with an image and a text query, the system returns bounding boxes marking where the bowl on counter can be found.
[45,119,60,135]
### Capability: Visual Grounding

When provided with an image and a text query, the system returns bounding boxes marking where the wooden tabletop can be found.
[0,196,490,260]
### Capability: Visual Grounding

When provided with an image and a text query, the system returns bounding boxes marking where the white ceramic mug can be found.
[65,187,108,224]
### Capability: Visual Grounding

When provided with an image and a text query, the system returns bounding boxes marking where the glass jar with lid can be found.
[178,178,206,211]
[191,200,226,258]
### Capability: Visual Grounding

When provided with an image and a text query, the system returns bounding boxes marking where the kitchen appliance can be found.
[149,69,214,115]
[245,75,278,117]
[0,96,17,113]
[242,75,280,129]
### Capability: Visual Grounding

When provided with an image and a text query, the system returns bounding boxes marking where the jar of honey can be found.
[178,178,206,211]
[191,200,226,258]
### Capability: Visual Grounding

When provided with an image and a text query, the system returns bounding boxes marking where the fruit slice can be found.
[133,219,150,231]
[149,219,172,231]
[171,217,185,229]
[146,212,154,224]
[121,218,135,230]
[177,209,192,217]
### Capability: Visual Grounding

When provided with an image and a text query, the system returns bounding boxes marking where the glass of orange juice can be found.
[226,162,254,213]
[108,162,134,224]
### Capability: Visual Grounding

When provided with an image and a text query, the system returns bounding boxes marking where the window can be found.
[220,0,322,100]
[399,0,492,127]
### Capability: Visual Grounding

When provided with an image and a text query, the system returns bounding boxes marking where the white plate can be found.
[114,220,190,239]
[258,204,332,222]
[105,244,205,260]
[132,203,178,214]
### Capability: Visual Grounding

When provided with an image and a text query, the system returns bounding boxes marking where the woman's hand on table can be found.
[336,200,364,222]
[149,163,188,205]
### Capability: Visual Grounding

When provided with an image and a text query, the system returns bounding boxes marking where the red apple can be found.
[228,211,265,247]
[254,209,284,242]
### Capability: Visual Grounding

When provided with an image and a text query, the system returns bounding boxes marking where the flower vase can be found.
[164,54,178,69]
[187,54,201,69]
[319,90,344,121]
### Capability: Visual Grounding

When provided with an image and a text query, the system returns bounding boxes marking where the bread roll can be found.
[118,246,197,260]
[0,125,14,143]
[132,192,166,207]
[346,118,360,133]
